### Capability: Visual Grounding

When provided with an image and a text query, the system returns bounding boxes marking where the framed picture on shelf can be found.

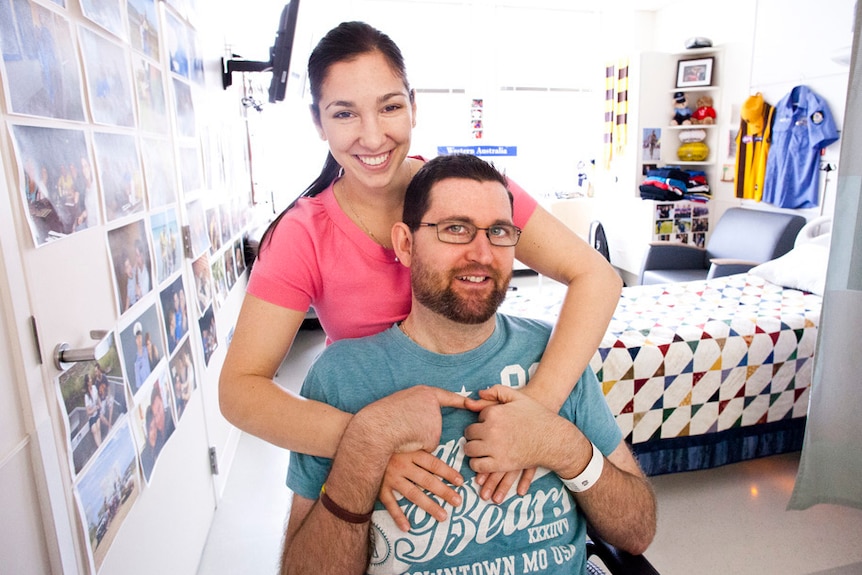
[676,57,714,88]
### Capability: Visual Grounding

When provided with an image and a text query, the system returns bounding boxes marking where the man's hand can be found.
[357,385,469,456]
[463,385,572,475]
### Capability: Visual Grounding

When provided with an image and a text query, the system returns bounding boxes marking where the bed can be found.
[501,272,823,475]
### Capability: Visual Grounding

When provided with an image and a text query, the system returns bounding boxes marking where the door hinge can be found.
[209,446,219,475]
[30,316,43,365]
[182,224,193,259]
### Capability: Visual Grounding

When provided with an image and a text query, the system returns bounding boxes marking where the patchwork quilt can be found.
[500,273,822,466]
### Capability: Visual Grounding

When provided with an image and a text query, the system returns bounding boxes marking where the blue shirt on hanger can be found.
[763,85,839,209]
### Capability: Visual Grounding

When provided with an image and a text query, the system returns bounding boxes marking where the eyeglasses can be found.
[418,220,521,247]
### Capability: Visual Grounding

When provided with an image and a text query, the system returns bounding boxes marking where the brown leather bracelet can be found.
[319,484,374,524]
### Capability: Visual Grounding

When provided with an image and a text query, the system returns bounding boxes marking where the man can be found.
[124,254,138,311]
[281,155,656,574]
[150,382,175,454]
[140,406,157,480]
[134,239,150,297]
[133,322,151,390]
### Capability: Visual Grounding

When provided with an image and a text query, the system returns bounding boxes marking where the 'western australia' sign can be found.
[437,146,517,157]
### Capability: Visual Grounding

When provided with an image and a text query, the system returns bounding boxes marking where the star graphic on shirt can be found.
[456,386,472,398]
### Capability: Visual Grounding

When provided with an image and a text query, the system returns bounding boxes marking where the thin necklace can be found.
[339,178,387,247]
[398,320,417,344]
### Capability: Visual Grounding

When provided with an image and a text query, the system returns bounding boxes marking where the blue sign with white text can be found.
[437,146,518,157]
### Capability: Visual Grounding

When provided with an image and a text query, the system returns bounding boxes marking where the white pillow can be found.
[749,242,829,296]
[795,215,832,248]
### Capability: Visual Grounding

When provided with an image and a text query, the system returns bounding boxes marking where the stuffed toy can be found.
[672,91,692,125]
[690,95,717,124]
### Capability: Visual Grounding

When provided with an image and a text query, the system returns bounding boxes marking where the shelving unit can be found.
[662,47,722,178]
[633,48,723,245]
[634,47,724,192]
[604,46,735,283]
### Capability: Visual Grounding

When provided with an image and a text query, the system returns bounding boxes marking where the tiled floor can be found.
[197,326,862,575]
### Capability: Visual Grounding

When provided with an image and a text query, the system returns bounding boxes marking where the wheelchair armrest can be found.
[586,526,660,575]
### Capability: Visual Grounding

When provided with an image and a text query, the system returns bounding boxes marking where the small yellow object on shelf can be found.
[677,141,709,161]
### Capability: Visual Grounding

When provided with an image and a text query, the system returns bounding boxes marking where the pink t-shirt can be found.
[247,171,538,343]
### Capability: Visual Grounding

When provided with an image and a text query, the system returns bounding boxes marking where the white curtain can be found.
[788,0,862,511]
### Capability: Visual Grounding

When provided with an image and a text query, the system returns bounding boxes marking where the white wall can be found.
[238,0,612,208]
[653,0,852,220]
[244,0,854,279]
[1,2,855,573]
[582,0,854,284]
[0,1,256,573]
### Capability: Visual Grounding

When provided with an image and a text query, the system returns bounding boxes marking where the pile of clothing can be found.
[639,167,710,202]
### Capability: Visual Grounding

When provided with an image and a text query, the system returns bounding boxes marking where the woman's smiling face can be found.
[314,51,416,190]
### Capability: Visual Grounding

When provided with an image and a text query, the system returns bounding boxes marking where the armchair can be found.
[639,207,806,285]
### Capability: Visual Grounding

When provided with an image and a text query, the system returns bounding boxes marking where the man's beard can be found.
[411,260,511,324]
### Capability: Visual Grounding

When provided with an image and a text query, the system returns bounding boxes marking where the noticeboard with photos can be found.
[653,200,709,248]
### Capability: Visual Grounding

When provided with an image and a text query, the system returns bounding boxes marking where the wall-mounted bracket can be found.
[221,55,272,90]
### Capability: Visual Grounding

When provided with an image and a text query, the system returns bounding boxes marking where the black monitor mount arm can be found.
[221,54,272,90]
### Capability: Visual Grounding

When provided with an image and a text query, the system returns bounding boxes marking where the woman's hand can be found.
[474,468,536,503]
[379,450,463,532]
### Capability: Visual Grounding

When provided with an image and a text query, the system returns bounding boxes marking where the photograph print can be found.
[149,207,183,286]
[676,57,714,89]
[80,0,126,40]
[164,7,189,78]
[210,254,227,310]
[233,238,246,278]
[130,366,175,483]
[168,337,196,422]
[73,417,141,573]
[78,24,135,127]
[191,252,212,315]
[158,273,189,356]
[219,203,232,245]
[171,76,196,138]
[127,0,160,60]
[186,198,210,259]
[55,331,129,476]
[132,56,169,134]
[642,128,661,161]
[119,301,165,396]
[186,25,204,85]
[178,141,203,196]
[0,0,86,121]
[93,131,146,222]
[107,217,154,315]
[9,123,99,246]
[206,206,221,254]
[223,243,237,291]
[198,303,218,366]
[141,136,179,209]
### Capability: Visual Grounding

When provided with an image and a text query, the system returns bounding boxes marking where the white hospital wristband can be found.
[560,442,604,493]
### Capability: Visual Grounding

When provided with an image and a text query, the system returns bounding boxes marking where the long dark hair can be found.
[257,21,413,256]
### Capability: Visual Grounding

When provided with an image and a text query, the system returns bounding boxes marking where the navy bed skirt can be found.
[631,417,807,476]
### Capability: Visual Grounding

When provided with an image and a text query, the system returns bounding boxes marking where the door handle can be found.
[54,330,111,371]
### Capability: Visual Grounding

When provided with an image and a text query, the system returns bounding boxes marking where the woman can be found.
[145,332,160,370]
[220,21,621,530]
[84,374,102,447]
